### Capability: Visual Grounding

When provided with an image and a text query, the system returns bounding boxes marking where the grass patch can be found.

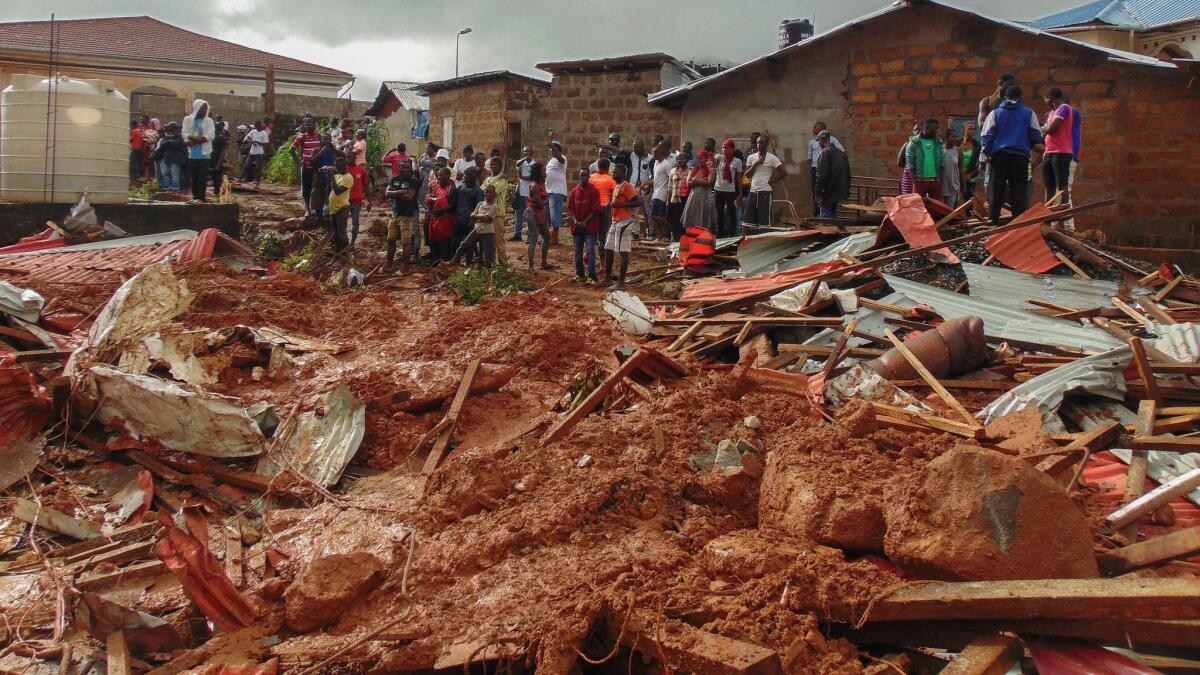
[445,265,533,305]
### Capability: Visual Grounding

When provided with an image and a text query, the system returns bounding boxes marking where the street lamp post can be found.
[455,27,472,77]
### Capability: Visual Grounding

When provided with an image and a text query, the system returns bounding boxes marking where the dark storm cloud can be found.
[4,0,1083,98]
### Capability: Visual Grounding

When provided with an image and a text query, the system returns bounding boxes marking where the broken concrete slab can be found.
[883,445,1099,581]
[285,551,385,633]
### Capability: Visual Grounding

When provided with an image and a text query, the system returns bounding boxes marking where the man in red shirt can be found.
[345,151,371,246]
[290,118,322,215]
[129,119,144,182]
[568,168,602,283]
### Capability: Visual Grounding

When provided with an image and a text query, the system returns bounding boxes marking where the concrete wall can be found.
[545,68,682,174]
[673,3,1200,246]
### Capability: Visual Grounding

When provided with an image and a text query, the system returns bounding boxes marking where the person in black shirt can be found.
[384,159,421,273]
[454,167,484,259]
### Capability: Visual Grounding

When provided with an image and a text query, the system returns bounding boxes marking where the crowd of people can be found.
[128,101,243,201]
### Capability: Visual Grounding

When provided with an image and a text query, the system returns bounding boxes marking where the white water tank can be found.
[1,75,129,204]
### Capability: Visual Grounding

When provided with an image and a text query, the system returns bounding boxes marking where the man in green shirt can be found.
[905,118,944,201]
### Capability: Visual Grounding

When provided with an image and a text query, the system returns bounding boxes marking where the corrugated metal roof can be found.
[736,231,825,276]
[977,345,1131,430]
[381,81,428,111]
[885,274,1125,353]
[1030,0,1200,29]
[804,291,917,347]
[962,263,1121,311]
[537,52,700,77]
[415,70,551,95]
[1150,322,1200,364]
[0,229,253,285]
[648,0,1174,105]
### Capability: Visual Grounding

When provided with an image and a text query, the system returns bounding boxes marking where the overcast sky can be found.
[3,0,1083,99]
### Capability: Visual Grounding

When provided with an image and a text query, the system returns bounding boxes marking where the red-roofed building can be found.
[0,15,353,123]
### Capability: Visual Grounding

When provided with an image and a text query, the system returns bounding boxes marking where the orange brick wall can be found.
[427,79,550,173]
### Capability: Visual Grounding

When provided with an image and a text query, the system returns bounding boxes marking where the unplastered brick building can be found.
[536,54,699,173]
[418,71,550,172]
[651,0,1200,252]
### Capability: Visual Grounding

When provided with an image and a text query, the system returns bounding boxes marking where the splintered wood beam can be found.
[1030,421,1122,479]
[1155,275,1184,302]
[1128,338,1160,404]
[666,320,704,352]
[1137,296,1176,325]
[610,609,783,674]
[820,318,859,381]
[1123,413,1200,434]
[820,577,1200,623]
[541,353,644,446]
[1055,251,1092,280]
[1120,400,1156,540]
[939,634,1022,675]
[883,329,980,428]
[870,402,984,439]
[1111,297,1149,326]
[422,359,481,477]
[1099,525,1200,575]
[1108,468,1200,530]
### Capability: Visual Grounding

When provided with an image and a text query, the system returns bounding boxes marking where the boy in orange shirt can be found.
[588,157,617,246]
[602,164,641,290]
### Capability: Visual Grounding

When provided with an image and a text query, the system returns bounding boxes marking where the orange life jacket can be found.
[679,226,716,271]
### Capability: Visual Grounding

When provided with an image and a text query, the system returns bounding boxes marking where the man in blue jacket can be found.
[980,85,1044,224]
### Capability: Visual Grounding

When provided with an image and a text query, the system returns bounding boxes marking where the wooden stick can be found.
[1099,525,1200,575]
[733,320,755,347]
[422,359,481,477]
[1129,339,1161,404]
[1137,296,1176,325]
[939,634,1022,675]
[1055,251,1092,279]
[1107,467,1200,530]
[1120,400,1156,541]
[820,318,858,381]
[106,631,131,675]
[883,329,979,427]
[871,402,983,439]
[1111,297,1149,326]
[542,353,644,445]
[1155,275,1184,303]
[1130,436,1200,452]
[888,379,1017,391]
[666,320,703,352]
[933,199,973,229]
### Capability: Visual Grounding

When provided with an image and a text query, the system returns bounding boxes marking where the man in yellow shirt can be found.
[322,156,353,252]
[481,157,510,265]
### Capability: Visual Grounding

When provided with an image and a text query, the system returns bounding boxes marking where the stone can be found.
[284,552,385,633]
[882,445,1100,581]
[744,415,761,430]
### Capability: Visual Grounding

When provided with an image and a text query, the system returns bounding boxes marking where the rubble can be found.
[4,184,1200,675]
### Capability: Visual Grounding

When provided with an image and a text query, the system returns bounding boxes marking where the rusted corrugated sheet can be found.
[983,204,1060,273]
[0,229,252,285]
[681,262,843,302]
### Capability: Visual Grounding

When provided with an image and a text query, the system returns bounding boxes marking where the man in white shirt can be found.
[545,140,569,242]
[714,139,743,237]
[743,135,786,227]
[241,120,270,187]
[513,146,534,242]
[452,144,474,185]
[649,142,673,241]
[808,121,843,215]
[627,139,654,239]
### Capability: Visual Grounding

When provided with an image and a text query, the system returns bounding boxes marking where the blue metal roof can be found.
[1030,0,1200,30]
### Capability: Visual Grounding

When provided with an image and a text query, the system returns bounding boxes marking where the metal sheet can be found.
[736,230,823,276]
[1150,322,1200,364]
[982,204,1060,273]
[776,231,876,273]
[803,292,916,347]
[885,275,1124,353]
[977,345,1131,431]
[0,280,43,323]
[962,263,1121,311]
[1061,398,1200,506]
[256,384,365,488]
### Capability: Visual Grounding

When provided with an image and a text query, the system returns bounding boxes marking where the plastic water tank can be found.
[1,75,129,204]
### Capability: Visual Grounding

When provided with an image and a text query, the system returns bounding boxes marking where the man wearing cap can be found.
[808,122,843,216]
[545,140,569,246]
[602,132,632,174]
[814,130,850,219]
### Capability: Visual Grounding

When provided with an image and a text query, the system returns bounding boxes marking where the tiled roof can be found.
[1030,0,1200,29]
[0,229,254,286]
[0,16,350,78]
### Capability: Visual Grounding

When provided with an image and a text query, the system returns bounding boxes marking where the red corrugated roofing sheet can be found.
[0,16,349,77]
[680,262,844,302]
[984,203,1061,273]
[0,229,250,286]
[876,194,959,264]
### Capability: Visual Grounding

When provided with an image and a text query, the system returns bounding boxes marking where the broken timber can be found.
[1107,468,1200,530]
[938,634,1022,675]
[1099,525,1200,575]
[609,609,783,674]
[883,329,980,428]
[422,358,481,477]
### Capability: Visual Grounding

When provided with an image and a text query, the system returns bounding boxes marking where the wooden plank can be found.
[76,560,168,591]
[1128,338,1161,404]
[1148,363,1200,375]
[224,523,243,588]
[1099,526,1200,575]
[1120,400,1157,540]
[1130,435,1200,452]
[1124,413,1200,434]
[939,634,1022,675]
[1160,406,1200,416]
[1055,251,1092,280]
[49,521,158,560]
[1107,468,1200,530]
[777,343,887,358]
[654,317,842,327]
[883,329,980,428]
[822,577,1200,623]
[933,198,973,229]
[1155,275,1184,303]
[888,379,1016,391]
[849,618,1200,651]
[13,498,101,540]
[106,630,131,675]
[542,354,644,445]
[1029,421,1122,479]
[422,358,481,476]
[1137,296,1176,325]
[870,402,983,439]
[666,320,704,352]
[611,609,783,675]
[65,540,155,574]
[733,320,755,347]
[1111,297,1149,326]
[820,318,858,381]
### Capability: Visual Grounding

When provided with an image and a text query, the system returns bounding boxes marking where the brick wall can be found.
[427,78,551,175]
[545,69,682,172]
[673,3,1200,245]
